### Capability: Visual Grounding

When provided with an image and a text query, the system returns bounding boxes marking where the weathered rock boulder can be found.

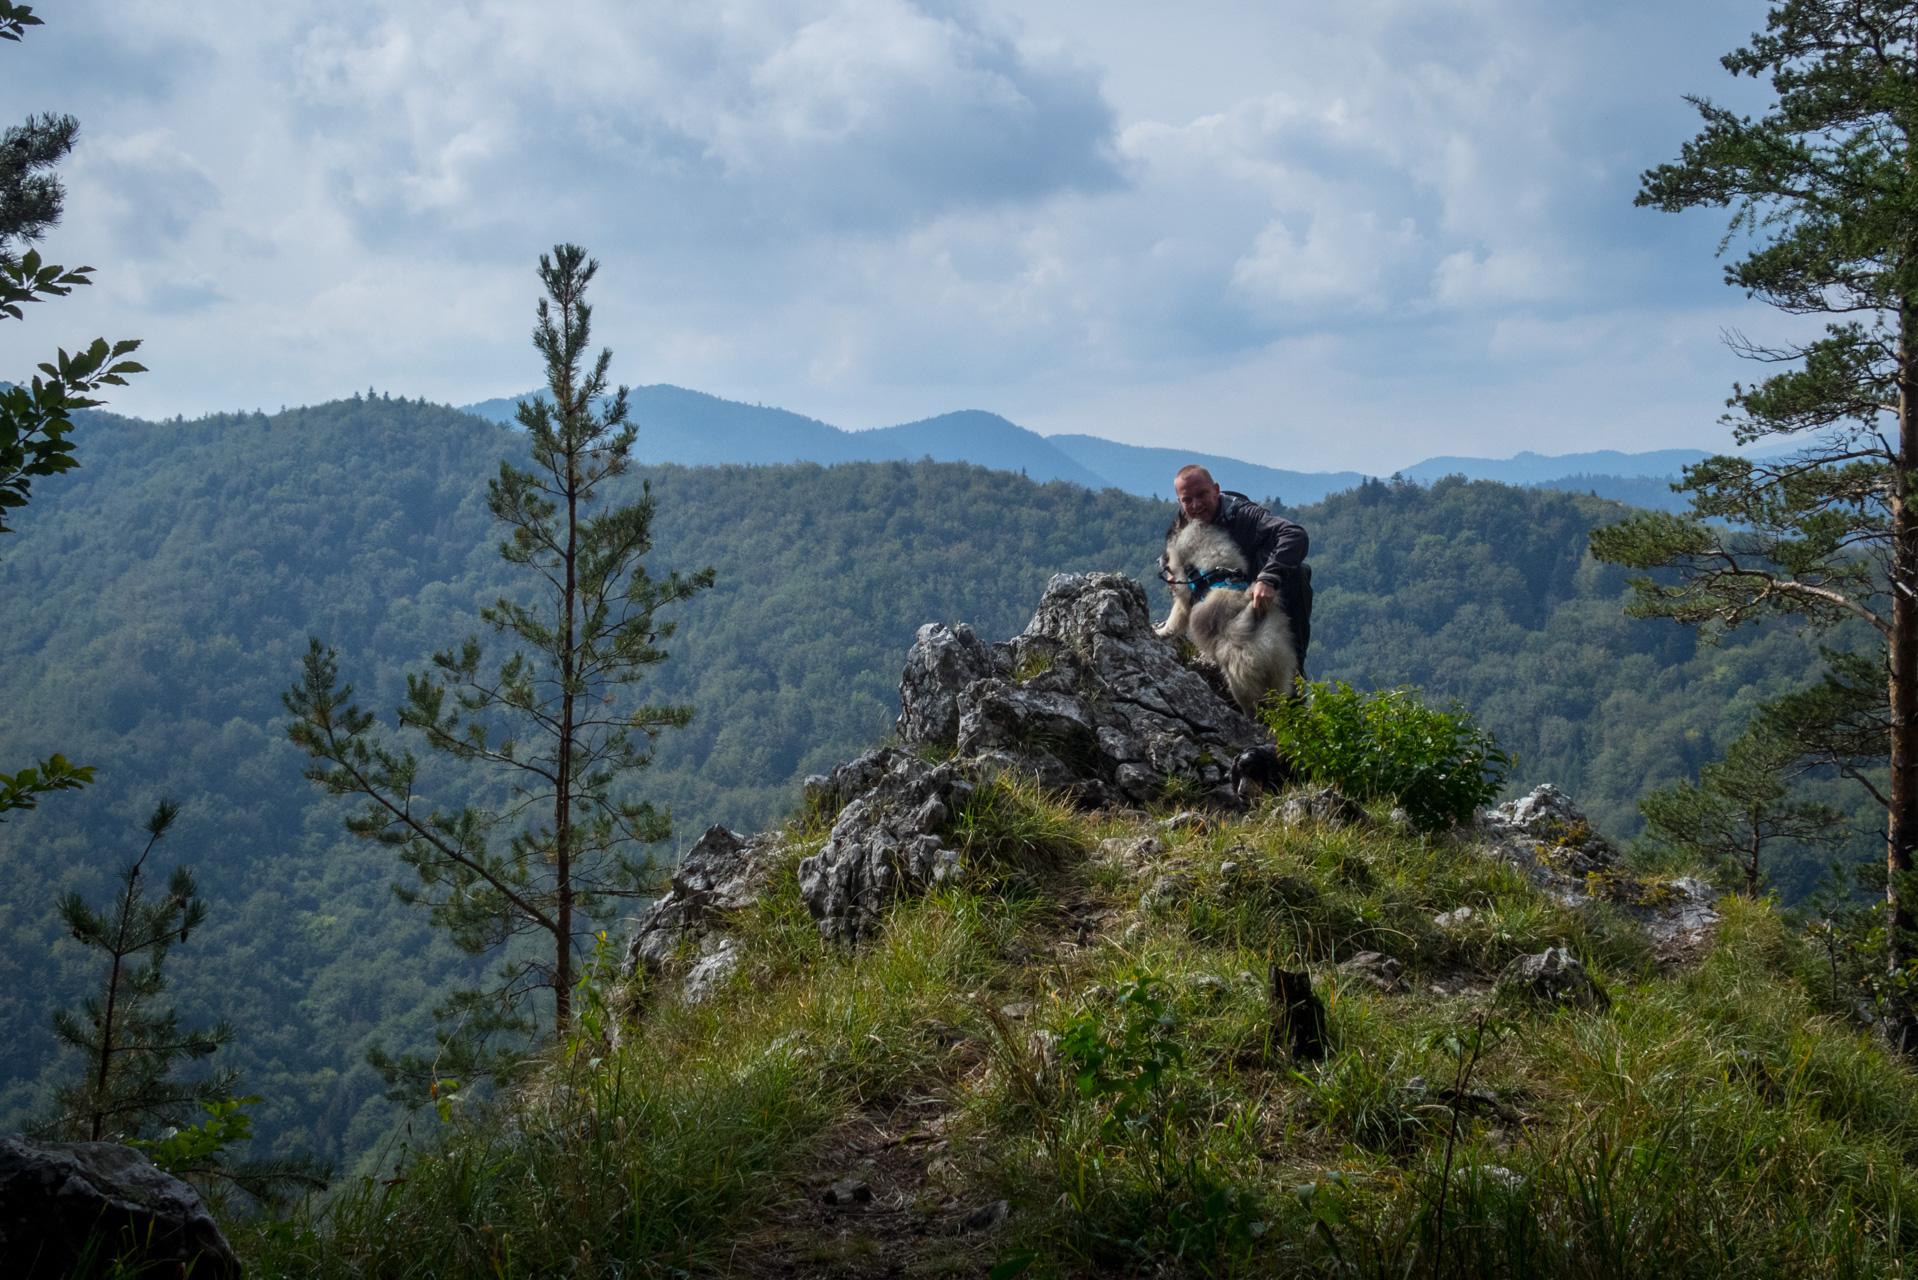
[797,748,974,947]
[896,622,998,746]
[1496,947,1611,1012]
[1338,951,1407,993]
[1479,783,1617,877]
[897,573,1265,807]
[621,824,781,986]
[0,1136,240,1280]
[1477,784,1721,949]
[1280,786,1370,830]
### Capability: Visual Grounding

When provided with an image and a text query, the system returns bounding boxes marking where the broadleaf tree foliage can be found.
[42,800,237,1142]
[0,0,140,829]
[0,1,144,544]
[286,245,714,1095]
[1589,0,1918,1044]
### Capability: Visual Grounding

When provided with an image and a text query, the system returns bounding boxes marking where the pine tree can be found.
[43,800,237,1141]
[1589,0,1918,1047]
[1638,725,1848,898]
[285,245,714,1090]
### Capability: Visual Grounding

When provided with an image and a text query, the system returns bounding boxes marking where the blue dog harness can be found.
[1161,565,1251,603]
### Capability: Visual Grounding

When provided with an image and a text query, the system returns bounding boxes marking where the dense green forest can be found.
[0,395,1865,1169]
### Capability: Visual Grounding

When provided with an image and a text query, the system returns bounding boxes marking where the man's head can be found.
[1174,464,1221,523]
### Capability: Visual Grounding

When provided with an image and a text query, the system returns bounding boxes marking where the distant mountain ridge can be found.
[457,386,1720,511]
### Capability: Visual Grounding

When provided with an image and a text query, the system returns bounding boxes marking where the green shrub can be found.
[1264,681,1513,831]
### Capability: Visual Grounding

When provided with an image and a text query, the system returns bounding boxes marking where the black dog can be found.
[1229,746,1295,804]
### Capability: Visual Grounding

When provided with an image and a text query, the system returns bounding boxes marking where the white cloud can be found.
[0,0,1789,466]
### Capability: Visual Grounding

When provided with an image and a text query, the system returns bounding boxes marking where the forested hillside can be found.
[0,395,1862,1170]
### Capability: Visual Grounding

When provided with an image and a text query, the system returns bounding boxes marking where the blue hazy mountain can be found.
[459,387,1399,504]
[1398,449,1716,486]
[458,385,1710,510]
[1045,434,1364,505]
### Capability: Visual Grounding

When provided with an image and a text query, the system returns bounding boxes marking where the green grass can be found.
[226,784,1918,1278]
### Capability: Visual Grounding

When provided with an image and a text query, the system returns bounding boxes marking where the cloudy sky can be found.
[3,0,1790,472]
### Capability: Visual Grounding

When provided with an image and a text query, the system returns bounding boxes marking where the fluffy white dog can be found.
[1156,514,1299,716]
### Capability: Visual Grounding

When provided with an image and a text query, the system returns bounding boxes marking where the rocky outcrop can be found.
[0,1136,240,1280]
[1496,947,1611,1012]
[1338,951,1407,993]
[1280,786,1370,830]
[621,824,782,990]
[1478,784,1721,948]
[897,573,1265,808]
[797,748,974,947]
[896,622,997,747]
[1479,783,1617,878]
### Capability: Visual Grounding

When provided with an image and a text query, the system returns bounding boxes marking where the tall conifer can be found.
[286,246,713,1080]
[1590,0,1918,1044]
[44,800,237,1141]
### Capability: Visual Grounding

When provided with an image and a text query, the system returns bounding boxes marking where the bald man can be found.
[1172,464,1313,672]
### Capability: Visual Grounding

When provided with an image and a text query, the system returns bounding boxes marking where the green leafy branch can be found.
[0,751,92,820]
[1,329,146,536]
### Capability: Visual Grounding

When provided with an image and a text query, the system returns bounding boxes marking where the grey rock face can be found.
[896,622,998,746]
[1496,946,1610,1011]
[1651,877,1722,943]
[1280,787,1370,830]
[797,748,974,947]
[0,1136,240,1280]
[621,824,780,982]
[680,937,741,1004]
[1338,951,1407,993]
[1479,783,1617,876]
[895,573,1265,805]
[1476,785,1722,947]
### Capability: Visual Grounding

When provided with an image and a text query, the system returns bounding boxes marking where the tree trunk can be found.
[91,862,140,1140]
[1889,302,1918,1052]
[551,308,580,1031]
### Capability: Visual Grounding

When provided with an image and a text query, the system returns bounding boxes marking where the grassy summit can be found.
[228,775,1918,1278]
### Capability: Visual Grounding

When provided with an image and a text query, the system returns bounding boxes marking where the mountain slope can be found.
[1398,448,1717,485]
[459,386,1702,509]
[845,410,1111,488]
[0,397,1859,1171]
[1046,432,1364,504]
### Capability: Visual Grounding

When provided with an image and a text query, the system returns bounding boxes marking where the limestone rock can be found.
[0,1136,240,1280]
[1338,951,1407,993]
[797,748,974,947]
[1095,834,1165,879]
[1646,877,1721,942]
[1476,785,1723,946]
[621,825,780,980]
[895,573,1265,805]
[1496,946,1610,1012]
[680,937,740,1004]
[896,622,998,747]
[1280,786,1370,830]
[1479,783,1616,876]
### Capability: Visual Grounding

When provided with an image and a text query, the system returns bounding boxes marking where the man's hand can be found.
[1248,580,1275,618]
